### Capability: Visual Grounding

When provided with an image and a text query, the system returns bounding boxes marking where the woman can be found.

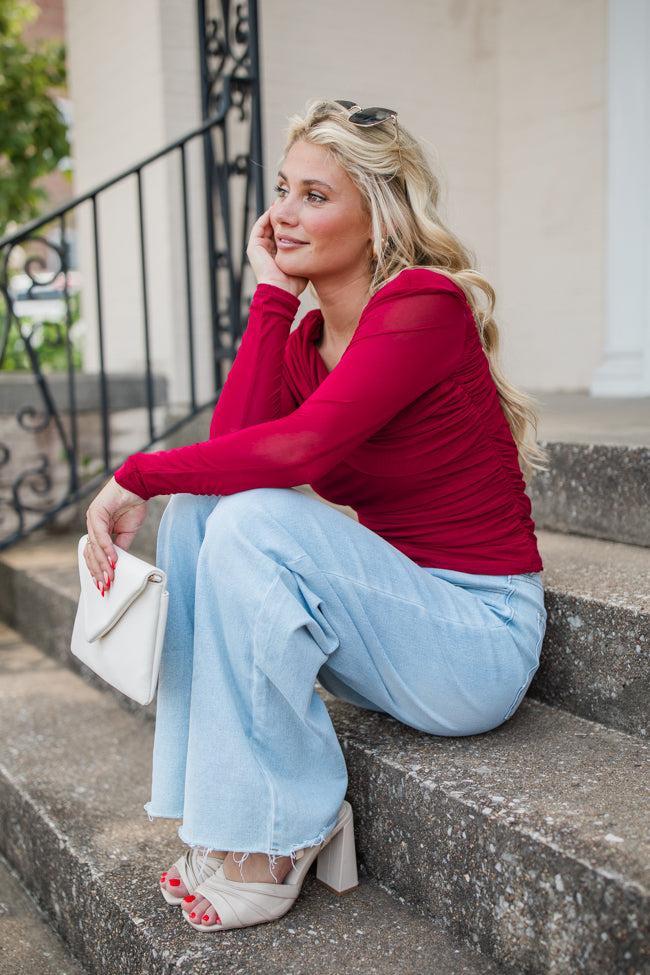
[84,98,549,932]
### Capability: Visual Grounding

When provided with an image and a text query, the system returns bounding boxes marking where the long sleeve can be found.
[113,282,468,501]
[208,283,301,438]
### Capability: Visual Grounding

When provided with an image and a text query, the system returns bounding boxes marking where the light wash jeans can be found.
[144,487,547,868]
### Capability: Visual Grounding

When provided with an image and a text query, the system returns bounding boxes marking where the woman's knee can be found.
[204,487,302,537]
[159,492,220,536]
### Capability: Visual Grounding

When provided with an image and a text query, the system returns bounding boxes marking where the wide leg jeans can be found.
[144,487,547,866]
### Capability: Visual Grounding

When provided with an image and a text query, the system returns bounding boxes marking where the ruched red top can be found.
[113,268,543,574]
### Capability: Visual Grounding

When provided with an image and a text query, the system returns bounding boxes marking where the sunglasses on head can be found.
[334,100,404,174]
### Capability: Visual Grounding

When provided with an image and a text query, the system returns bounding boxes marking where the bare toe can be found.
[200,903,221,926]
[162,864,188,897]
[188,896,209,922]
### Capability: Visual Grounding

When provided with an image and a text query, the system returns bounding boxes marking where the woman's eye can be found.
[273,184,325,203]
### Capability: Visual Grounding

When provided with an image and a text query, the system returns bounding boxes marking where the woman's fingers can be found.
[85,508,115,591]
[83,536,104,592]
[249,207,276,253]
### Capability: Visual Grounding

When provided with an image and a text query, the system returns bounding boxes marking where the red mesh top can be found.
[114,268,543,574]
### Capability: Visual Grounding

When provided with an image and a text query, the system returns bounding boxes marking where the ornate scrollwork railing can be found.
[0,0,263,550]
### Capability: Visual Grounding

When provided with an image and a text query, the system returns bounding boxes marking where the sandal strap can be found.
[176,847,224,891]
[193,870,301,928]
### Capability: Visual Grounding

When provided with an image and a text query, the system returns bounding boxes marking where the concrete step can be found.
[0,623,647,973]
[530,440,649,548]
[0,852,87,975]
[1,524,647,739]
[529,390,650,548]
[0,625,507,975]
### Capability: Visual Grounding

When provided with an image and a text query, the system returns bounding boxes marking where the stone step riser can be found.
[1,549,645,739]
[0,634,512,975]
[530,442,650,548]
[334,715,647,975]
[0,777,186,975]
[1,667,646,975]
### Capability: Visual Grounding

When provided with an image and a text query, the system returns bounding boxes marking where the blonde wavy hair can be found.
[279,98,549,483]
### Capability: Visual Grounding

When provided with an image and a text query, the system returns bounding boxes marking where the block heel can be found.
[316,804,359,894]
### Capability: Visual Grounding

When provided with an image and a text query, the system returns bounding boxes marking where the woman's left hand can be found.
[84,476,148,592]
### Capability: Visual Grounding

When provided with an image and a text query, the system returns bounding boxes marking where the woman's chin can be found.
[275,252,310,271]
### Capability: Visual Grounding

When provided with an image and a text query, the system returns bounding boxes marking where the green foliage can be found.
[0,0,71,236]
[1,290,84,371]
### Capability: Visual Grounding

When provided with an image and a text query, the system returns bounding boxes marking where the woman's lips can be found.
[276,236,308,249]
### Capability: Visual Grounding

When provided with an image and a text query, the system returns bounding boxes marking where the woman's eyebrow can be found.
[277,170,334,191]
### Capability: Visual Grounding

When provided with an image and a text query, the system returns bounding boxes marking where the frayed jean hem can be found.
[143,800,183,822]
[174,810,341,881]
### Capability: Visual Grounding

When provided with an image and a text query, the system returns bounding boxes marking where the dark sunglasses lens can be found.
[349,107,397,125]
[335,99,358,109]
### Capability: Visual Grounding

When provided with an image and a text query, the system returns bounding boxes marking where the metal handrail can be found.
[0,0,263,549]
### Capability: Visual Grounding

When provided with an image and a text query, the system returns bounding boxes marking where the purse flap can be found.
[77,534,167,642]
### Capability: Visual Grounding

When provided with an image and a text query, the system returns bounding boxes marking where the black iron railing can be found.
[0,0,263,550]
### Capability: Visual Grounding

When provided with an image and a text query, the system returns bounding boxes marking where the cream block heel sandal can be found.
[160,847,226,905]
[184,799,358,931]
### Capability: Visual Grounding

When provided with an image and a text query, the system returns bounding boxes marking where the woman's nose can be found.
[272,196,299,225]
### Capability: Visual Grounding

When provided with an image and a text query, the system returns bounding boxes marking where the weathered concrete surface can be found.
[530,441,649,547]
[0,624,647,974]
[528,391,650,544]
[0,853,87,975]
[0,627,507,975]
[2,525,647,738]
[325,687,649,974]
[529,530,649,738]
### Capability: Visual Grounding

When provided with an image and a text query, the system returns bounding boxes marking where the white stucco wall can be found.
[63,0,615,396]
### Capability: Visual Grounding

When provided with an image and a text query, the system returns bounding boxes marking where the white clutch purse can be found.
[70,534,169,705]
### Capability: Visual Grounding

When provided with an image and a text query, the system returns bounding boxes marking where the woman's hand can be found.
[84,476,148,593]
[246,205,309,298]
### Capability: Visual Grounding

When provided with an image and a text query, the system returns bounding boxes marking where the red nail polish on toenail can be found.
[183,895,195,902]
[169,878,181,886]
[202,914,210,921]
[190,911,196,918]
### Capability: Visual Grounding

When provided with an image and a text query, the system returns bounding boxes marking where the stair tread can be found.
[323,686,650,891]
[1,617,648,892]
[534,391,650,447]
[0,854,87,975]
[0,624,506,975]
[536,528,650,611]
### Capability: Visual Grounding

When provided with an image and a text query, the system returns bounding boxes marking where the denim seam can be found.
[287,554,514,631]
[502,607,544,721]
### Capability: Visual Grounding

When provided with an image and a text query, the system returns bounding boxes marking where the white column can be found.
[591,0,650,396]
